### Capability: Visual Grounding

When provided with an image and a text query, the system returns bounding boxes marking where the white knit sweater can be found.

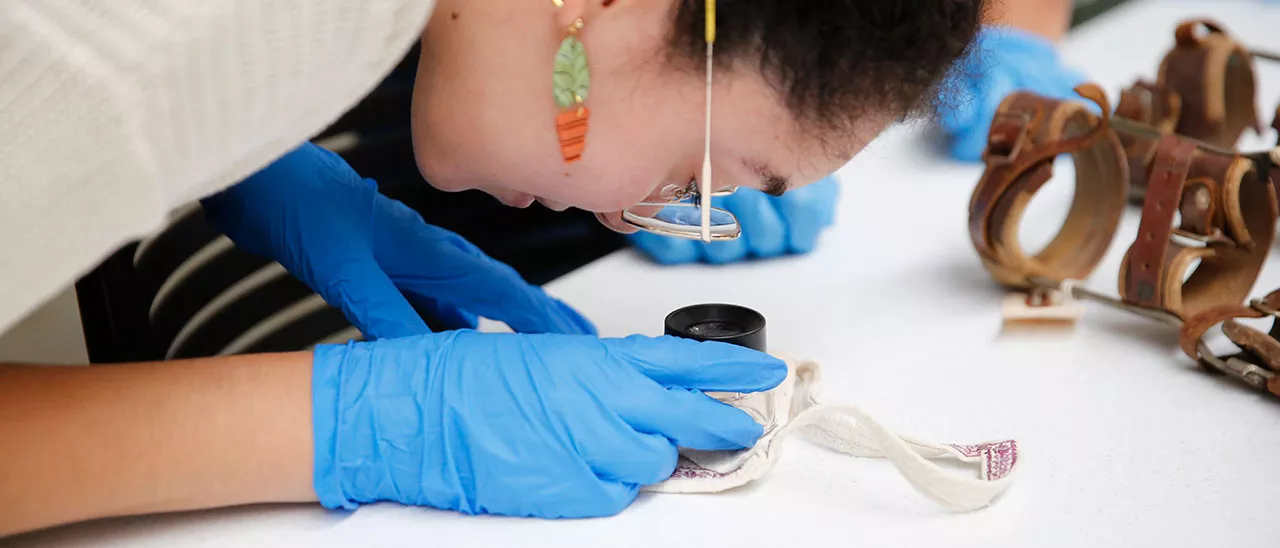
[0,0,437,335]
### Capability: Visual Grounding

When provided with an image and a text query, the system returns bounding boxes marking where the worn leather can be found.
[1116,19,1262,201]
[1178,289,1280,398]
[968,83,1127,288]
[1120,135,1199,307]
[971,79,1276,327]
[1158,19,1261,147]
[1115,82,1181,202]
[1177,303,1261,360]
[1116,133,1277,320]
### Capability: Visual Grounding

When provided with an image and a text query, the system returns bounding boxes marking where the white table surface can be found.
[10,1,1280,546]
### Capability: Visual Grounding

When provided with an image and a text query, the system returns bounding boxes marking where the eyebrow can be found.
[741,158,790,197]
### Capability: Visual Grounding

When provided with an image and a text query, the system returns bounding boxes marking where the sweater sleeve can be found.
[0,0,437,335]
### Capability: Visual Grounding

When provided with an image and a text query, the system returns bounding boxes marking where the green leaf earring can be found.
[553,18,590,163]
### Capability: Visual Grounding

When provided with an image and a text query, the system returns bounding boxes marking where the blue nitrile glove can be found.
[201,143,594,340]
[628,175,839,265]
[938,26,1089,162]
[312,330,786,518]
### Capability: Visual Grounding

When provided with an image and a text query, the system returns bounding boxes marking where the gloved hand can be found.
[938,26,1088,162]
[628,175,839,264]
[312,330,786,518]
[201,143,594,340]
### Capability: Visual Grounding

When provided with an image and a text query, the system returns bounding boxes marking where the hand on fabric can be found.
[201,143,594,340]
[628,175,839,264]
[937,26,1089,162]
[312,331,786,518]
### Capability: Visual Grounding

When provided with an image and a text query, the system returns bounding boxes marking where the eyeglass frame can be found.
[619,0,737,242]
[619,180,741,240]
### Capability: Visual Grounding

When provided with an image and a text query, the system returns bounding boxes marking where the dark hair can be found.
[669,0,987,144]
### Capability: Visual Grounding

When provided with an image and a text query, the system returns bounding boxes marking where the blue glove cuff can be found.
[312,342,356,511]
[312,336,458,512]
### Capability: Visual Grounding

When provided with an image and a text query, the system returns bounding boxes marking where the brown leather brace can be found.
[1156,19,1261,147]
[1115,20,1262,202]
[968,84,1127,288]
[1116,133,1278,320]
[1179,290,1280,398]
[1114,83,1181,202]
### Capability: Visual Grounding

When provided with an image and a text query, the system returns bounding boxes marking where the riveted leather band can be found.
[1120,135,1198,307]
[1116,133,1277,320]
[968,84,1127,288]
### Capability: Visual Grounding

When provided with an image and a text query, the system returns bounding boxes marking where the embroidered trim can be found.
[948,440,1018,481]
[669,459,727,480]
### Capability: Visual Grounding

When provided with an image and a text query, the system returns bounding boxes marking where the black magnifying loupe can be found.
[664,303,767,352]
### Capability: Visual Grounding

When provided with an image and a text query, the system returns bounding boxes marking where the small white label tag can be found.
[1000,288,1085,326]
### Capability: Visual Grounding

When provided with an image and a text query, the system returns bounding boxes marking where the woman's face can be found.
[411,0,890,233]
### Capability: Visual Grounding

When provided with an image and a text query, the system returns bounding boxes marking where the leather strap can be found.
[968,84,1128,288]
[1114,82,1182,202]
[1178,303,1261,360]
[1179,288,1280,398]
[1156,19,1260,148]
[1115,81,1181,132]
[1121,135,1197,307]
[1117,134,1278,320]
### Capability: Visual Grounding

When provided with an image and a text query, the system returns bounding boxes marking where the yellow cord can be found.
[705,0,716,43]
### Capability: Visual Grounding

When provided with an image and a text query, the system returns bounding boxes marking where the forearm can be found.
[984,0,1074,42]
[0,352,316,537]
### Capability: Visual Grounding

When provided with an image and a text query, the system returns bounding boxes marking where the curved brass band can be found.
[1116,133,1277,320]
[968,84,1127,288]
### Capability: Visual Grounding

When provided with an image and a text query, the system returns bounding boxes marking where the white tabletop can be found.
[12,1,1280,546]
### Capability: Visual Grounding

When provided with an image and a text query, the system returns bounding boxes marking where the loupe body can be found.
[664,303,766,352]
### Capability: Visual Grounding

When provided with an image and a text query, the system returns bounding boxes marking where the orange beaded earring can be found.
[552,5,590,163]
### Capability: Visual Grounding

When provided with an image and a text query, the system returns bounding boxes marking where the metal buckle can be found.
[1170,227,1234,248]
[984,112,1031,165]
[1250,297,1280,318]
[1190,297,1280,392]
[1196,342,1275,390]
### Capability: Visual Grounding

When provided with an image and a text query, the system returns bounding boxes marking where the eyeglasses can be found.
[620,0,740,243]
[621,180,741,240]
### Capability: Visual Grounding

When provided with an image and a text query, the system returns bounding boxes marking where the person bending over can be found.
[0,0,985,537]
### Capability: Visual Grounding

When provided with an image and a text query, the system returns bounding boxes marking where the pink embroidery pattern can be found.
[947,440,1018,481]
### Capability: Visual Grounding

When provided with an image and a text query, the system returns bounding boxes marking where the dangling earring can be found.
[552,16,590,163]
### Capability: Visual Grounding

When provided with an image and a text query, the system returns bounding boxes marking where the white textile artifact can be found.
[644,357,1019,512]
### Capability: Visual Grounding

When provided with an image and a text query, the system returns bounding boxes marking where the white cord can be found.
[700,41,713,242]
